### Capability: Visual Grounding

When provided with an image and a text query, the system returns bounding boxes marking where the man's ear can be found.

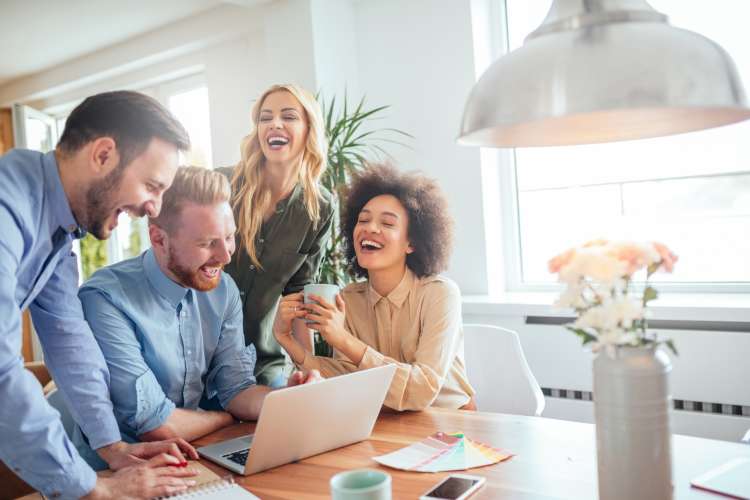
[88,137,120,175]
[148,222,168,253]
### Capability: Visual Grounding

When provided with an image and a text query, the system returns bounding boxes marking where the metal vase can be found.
[593,345,673,500]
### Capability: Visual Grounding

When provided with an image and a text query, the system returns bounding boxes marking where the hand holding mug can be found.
[272,292,307,343]
[304,293,348,347]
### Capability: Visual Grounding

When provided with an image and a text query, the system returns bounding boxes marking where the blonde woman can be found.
[218,84,334,387]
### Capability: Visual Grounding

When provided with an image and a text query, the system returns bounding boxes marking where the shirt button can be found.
[249,265,256,270]
[187,350,192,355]
[259,238,264,244]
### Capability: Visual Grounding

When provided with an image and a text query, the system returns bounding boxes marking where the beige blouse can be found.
[299,269,475,411]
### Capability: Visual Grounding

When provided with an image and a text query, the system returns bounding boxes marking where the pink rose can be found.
[611,243,651,275]
[548,248,576,273]
[653,242,678,273]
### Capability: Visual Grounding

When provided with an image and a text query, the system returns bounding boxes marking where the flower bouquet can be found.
[549,239,679,500]
[548,239,678,354]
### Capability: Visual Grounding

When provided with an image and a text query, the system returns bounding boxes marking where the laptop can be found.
[197,364,397,475]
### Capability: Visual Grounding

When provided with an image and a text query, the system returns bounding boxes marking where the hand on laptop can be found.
[288,369,323,386]
[97,438,199,470]
[83,453,198,500]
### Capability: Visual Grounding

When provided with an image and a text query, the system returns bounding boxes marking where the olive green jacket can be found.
[217,166,335,385]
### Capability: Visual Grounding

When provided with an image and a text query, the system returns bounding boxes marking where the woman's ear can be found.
[406,242,414,255]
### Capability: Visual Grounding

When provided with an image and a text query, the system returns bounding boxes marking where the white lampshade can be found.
[459,0,750,147]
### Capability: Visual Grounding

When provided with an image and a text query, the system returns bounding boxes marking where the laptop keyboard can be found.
[223,448,250,466]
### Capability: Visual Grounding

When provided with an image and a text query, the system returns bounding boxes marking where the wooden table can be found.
[193,408,750,499]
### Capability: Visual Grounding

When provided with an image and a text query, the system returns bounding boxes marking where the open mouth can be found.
[360,239,384,252]
[200,265,222,279]
[267,135,290,150]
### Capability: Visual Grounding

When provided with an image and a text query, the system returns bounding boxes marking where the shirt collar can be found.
[143,248,191,309]
[367,268,415,310]
[43,151,84,238]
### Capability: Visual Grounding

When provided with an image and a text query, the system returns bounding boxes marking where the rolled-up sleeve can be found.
[357,282,463,411]
[0,216,96,498]
[30,244,122,450]
[205,283,257,408]
[79,288,175,436]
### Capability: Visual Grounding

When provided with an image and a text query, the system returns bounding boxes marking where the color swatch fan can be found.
[373,431,512,472]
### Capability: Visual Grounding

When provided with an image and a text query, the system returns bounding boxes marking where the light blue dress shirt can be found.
[0,149,121,499]
[78,249,257,448]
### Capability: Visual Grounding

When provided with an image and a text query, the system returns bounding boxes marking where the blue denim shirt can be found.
[78,249,257,447]
[0,149,120,499]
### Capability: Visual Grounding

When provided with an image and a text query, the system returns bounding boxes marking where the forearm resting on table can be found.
[139,408,234,442]
[226,384,273,421]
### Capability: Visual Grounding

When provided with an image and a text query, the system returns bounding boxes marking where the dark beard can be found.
[166,244,222,292]
[84,162,126,239]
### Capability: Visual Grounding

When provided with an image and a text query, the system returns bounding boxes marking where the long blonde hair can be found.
[232,84,328,267]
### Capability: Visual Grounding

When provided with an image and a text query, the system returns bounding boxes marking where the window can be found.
[500,0,750,290]
[163,80,213,168]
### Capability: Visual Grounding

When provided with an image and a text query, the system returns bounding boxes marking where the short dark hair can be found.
[57,90,190,168]
[343,163,454,278]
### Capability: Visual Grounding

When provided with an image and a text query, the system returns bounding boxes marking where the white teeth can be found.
[202,267,219,276]
[268,137,289,146]
[361,239,383,249]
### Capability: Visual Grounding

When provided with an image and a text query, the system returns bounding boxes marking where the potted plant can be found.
[313,94,411,354]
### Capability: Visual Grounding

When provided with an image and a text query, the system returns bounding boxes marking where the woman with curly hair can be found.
[272,163,476,411]
[218,84,334,387]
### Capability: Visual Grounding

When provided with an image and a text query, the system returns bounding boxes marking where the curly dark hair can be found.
[343,163,453,278]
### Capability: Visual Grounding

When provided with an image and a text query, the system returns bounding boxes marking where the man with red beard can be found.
[0,91,199,499]
[77,167,320,464]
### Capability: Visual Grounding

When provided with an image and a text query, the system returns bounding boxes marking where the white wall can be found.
[352,0,490,294]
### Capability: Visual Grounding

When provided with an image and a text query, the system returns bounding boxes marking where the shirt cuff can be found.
[86,415,122,451]
[38,447,98,500]
[357,346,385,369]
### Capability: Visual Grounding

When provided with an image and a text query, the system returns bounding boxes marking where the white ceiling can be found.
[0,0,226,86]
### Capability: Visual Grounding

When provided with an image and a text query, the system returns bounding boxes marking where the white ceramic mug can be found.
[303,283,340,324]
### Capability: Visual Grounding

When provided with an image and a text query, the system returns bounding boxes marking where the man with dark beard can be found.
[0,91,201,499]
[77,167,320,460]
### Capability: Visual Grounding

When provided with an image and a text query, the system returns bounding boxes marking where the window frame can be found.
[487,0,750,295]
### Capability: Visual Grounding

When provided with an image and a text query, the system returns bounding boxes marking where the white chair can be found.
[463,323,545,416]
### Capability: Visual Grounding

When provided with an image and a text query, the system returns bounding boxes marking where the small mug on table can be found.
[330,468,392,500]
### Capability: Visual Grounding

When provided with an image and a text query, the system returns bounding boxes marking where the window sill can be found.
[463,292,750,323]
